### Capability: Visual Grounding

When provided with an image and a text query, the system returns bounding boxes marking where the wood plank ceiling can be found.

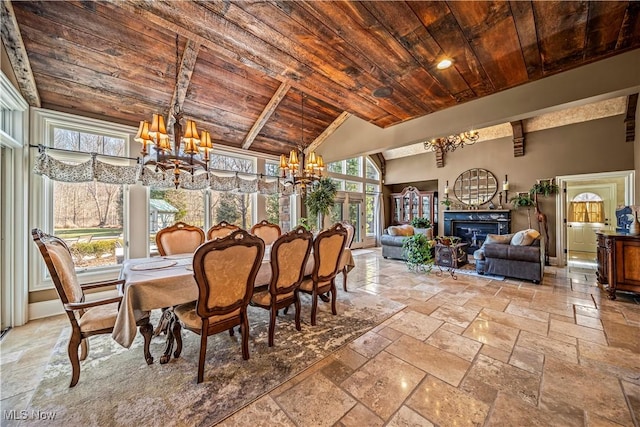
[5,1,640,157]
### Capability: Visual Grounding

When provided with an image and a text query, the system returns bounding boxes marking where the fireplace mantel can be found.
[444,210,511,253]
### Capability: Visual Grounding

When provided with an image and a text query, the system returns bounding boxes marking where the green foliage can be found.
[216,193,240,224]
[70,239,117,259]
[298,217,312,231]
[266,194,280,225]
[510,193,535,208]
[305,177,338,220]
[440,199,452,207]
[402,234,433,273]
[410,217,431,228]
[530,181,560,197]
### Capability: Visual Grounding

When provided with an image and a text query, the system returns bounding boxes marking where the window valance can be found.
[33,152,291,195]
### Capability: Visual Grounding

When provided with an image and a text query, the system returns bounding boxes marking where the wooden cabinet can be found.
[596,232,640,299]
[390,187,438,227]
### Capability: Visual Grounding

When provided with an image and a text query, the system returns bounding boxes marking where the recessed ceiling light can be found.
[437,59,453,70]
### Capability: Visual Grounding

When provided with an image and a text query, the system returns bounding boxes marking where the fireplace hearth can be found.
[444,210,511,253]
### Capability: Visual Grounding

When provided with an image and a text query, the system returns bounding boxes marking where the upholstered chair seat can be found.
[77,302,120,332]
[175,302,241,331]
[249,226,312,347]
[250,290,295,306]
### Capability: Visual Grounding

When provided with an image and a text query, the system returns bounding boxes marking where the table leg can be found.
[160,313,177,364]
[139,320,154,365]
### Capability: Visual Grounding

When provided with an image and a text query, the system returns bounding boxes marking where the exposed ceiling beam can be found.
[306,111,351,154]
[510,120,525,157]
[167,38,200,127]
[624,93,638,142]
[242,82,290,150]
[115,1,369,121]
[0,0,40,107]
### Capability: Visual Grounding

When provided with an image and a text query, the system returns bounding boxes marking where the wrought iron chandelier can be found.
[423,130,480,153]
[279,95,324,191]
[135,36,213,189]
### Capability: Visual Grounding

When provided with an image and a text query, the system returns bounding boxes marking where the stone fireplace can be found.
[443,210,511,254]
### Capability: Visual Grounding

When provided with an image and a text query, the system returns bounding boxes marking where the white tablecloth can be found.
[112,248,353,348]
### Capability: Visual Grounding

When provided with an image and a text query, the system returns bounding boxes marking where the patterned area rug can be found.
[26,291,404,427]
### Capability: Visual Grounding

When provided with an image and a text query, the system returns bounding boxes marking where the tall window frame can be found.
[29,108,135,291]
[325,156,382,248]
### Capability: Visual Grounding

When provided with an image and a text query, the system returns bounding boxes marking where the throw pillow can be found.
[399,225,415,236]
[484,233,514,245]
[511,229,541,246]
[387,226,401,236]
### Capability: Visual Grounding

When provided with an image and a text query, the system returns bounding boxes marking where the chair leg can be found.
[229,327,235,336]
[241,311,250,360]
[173,319,183,359]
[331,282,337,315]
[79,338,89,361]
[342,267,348,292]
[68,331,82,387]
[294,294,301,331]
[197,333,208,384]
[311,291,318,326]
[268,305,277,347]
[139,320,154,365]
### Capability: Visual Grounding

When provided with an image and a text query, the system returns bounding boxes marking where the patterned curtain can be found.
[33,152,284,194]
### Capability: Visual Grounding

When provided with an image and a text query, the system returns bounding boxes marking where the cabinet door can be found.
[421,195,431,223]
[393,197,402,224]
[410,191,419,219]
[403,195,411,222]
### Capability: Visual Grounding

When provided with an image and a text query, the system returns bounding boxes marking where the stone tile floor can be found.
[2,248,639,426]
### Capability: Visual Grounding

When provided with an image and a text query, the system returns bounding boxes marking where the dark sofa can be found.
[473,230,545,284]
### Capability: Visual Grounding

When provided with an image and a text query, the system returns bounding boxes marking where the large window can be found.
[30,109,134,290]
[325,156,381,248]
[209,153,255,229]
[265,162,280,225]
[148,188,206,255]
[51,129,126,269]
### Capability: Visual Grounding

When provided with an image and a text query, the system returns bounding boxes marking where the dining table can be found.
[112,246,354,364]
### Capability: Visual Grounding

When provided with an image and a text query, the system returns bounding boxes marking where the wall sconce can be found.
[444,180,450,198]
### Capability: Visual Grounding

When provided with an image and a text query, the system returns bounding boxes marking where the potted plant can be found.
[410,217,431,236]
[440,199,453,210]
[402,233,433,272]
[530,181,559,197]
[305,177,338,229]
[510,192,535,228]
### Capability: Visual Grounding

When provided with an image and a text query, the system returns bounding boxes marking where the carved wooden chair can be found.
[337,221,355,291]
[31,228,152,387]
[250,219,282,245]
[174,230,265,383]
[250,226,312,346]
[156,221,205,256]
[298,223,347,326]
[206,220,240,241]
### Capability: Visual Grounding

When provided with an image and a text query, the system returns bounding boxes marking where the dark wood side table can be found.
[434,243,469,279]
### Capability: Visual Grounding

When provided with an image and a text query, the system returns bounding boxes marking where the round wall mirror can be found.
[453,168,498,206]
